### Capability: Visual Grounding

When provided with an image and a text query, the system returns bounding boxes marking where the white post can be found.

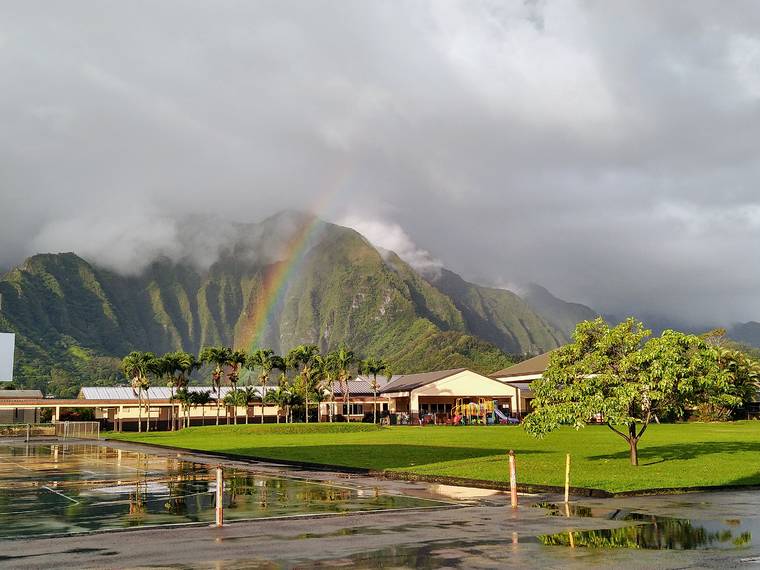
[215,465,224,527]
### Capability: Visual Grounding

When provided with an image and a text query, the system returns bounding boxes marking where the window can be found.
[420,403,452,414]
[342,403,364,416]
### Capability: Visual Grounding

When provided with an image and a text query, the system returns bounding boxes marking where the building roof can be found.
[333,375,401,396]
[0,389,43,399]
[78,386,247,401]
[491,351,554,379]
[380,368,468,393]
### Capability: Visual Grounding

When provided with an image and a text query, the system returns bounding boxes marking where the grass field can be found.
[110,422,760,493]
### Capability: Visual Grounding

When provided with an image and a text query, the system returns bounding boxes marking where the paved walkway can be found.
[2,440,759,569]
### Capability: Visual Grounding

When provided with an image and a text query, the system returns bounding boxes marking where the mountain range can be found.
[3,211,756,397]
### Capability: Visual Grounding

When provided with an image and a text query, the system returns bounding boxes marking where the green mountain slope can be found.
[424,269,566,355]
[730,322,760,348]
[1,213,532,394]
[520,283,598,338]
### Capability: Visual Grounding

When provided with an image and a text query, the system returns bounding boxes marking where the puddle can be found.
[535,502,753,550]
[0,443,447,538]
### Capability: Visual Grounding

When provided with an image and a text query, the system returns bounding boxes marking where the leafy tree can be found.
[359,356,390,424]
[199,346,232,426]
[286,345,320,423]
[524,318,749,466]
[121,351,156,433]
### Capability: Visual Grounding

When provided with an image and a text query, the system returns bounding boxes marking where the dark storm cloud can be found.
[1,1,759,325]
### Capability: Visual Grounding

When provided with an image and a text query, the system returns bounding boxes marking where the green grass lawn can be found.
[109,422,760,493]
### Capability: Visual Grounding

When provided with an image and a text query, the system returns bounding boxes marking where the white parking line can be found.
[43,486,80,504]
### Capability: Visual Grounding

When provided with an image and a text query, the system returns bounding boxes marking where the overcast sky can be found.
[2,1,760,327]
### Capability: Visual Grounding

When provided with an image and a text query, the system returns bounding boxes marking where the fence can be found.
[54,421,101,440]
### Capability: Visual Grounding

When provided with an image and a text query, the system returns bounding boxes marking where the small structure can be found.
[490,351,554,416]
[380,368,517,422]
[0,389,43,423]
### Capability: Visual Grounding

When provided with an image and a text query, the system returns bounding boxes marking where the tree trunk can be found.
[329,383,335,423]
[216,386,220,426]
[146,393,151,432]
[305,392,309,424]
[345,381,351,423]
[261,381,266,424]
[138,392,143,433]
[629,438,639,466]
[373,387,378,424]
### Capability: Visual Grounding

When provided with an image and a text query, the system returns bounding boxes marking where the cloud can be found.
[1,1,760,326]
[339,215,443,275]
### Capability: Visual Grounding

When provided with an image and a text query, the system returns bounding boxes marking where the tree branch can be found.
[606,422,630,442]
[637,412,651,439]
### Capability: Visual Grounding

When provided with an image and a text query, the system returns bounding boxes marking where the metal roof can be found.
[380,368,468,393]
[332,375,401,396]
[78,386,265,401]
[490,351,554,378]
[0,389,43,399]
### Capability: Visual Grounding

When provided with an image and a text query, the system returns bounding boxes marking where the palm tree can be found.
[359,357,390,424]
[121,351,156,433]
[247,349,285,424]
[222,389,247,422]
[199,346,232,426]
[158,351,199,430]
[287,345,320,423]
[315,354,337,422]
[173,387,193,429]
[190,390,213,426]
[226,350,247,424]
[264,386,289,424]
[330,345,355,422]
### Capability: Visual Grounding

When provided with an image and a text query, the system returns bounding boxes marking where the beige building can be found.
[380,368,519,421]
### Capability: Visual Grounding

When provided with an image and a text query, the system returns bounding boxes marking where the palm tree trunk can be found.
[261,380,266,424]
[373,382,378,424]
[329,383,335,423]
[171,387,175,431]
[216,385,220,426]
[346,381,351,423]
[138,391,143,433]
[146,392,151,432]
[305,392,309,424]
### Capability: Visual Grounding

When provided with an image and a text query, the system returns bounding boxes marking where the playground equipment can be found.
[452,398,494,425]
[450,399,518,425]
[493,407,519,424]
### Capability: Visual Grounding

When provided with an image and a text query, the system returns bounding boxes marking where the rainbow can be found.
[238,170,348,350]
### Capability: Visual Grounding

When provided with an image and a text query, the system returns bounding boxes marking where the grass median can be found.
[109,421,760,493]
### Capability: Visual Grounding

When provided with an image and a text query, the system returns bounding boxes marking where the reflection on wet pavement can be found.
[535,501,753,550]
[0,443,447,538]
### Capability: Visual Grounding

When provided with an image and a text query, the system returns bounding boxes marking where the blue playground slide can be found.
[493,407,519,424]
